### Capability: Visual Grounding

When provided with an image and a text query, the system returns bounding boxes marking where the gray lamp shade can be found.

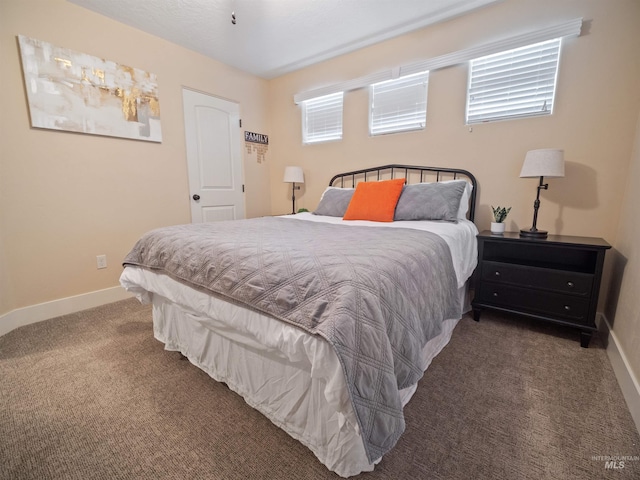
[283,166,304,183]
[520,149,565,178]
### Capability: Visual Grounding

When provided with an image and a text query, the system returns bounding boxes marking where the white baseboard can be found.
[600,314,640,435]
[0,286,132,337]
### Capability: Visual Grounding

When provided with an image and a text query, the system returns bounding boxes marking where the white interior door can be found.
[182,88,244,223]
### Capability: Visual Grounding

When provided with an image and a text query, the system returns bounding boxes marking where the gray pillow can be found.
[394,181,466,222]
[313,187,355,217]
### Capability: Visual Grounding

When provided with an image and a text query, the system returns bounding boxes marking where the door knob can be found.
[192,194,200,201]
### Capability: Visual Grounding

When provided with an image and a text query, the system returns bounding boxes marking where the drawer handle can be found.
[494,271,501,277]
[564,305,571,311]
[567,281,574,288]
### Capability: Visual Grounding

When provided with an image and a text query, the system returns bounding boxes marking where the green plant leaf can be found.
[491,205,511,222]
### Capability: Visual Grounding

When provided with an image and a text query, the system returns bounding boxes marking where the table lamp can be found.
[519,149,565,238]
[283,166,305,214]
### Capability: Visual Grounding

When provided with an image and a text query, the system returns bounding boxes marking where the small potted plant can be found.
[491,206,511,234]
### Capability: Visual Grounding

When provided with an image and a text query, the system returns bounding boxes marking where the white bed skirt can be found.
[121,267,466,477]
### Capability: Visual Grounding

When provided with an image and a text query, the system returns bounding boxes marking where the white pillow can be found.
[442,180,473,219]
[318,186,354,200]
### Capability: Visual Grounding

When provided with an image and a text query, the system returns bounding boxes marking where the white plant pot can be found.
[491,222,506,234]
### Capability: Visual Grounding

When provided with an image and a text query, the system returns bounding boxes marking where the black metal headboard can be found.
[329,164,477,222]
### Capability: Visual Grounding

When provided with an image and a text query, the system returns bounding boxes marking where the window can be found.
[370,71,429,136]
[302,92,344,144]
[466,38,561,124]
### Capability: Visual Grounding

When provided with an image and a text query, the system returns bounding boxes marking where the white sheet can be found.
[119,215,477,477]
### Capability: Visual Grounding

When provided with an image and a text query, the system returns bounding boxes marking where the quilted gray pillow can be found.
[313,187,355,217]
[394,181,466,222]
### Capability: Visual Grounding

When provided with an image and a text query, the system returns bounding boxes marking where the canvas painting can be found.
[18,35,162,142]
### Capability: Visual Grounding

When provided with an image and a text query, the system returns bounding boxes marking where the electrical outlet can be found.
[97,254,107,269]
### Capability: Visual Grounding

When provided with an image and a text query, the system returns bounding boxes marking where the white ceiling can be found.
[68,0,500,79]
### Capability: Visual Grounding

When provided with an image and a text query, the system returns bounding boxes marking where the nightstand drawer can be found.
[481,261,593,296]
[478,282,590,324]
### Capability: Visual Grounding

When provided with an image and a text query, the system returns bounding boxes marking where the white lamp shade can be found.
[520,149,565,178]
[283,166,304,183]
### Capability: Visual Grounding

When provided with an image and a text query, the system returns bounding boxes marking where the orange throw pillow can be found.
[343,178,406,222]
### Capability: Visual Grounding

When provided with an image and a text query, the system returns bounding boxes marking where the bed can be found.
[120,164,478,477]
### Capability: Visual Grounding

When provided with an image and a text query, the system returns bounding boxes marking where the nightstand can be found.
[472,231,611,347]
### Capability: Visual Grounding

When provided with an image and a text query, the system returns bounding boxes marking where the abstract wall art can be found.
[18,35,162,142]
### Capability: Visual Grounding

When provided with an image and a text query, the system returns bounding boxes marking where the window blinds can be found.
[370,71,429,135]
[294,18,581,105]
[302,92,344,144]
[466,38,561,124]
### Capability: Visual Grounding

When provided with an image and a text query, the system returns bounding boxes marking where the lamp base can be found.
[520,228,548,239]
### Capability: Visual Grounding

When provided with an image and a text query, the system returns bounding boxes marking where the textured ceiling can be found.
[68,0,500,79]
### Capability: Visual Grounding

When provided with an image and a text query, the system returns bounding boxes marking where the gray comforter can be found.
[123,217,460,463]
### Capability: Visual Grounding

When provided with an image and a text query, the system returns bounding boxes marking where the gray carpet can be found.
[1,298,638,479]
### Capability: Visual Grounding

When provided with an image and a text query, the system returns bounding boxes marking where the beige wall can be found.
[0,0,271,315]
[267,0,640,244]
[607,111,640,384]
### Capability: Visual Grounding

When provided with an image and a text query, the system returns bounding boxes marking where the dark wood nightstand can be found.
[472,231,611,347]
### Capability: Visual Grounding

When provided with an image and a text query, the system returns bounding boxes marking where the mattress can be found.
[120,214,478,477]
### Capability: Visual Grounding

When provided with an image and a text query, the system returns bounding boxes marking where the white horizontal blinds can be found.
[466,38,562,124]
[294,19,581,105]
[370,71,429,136]
[302,92,344,144]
